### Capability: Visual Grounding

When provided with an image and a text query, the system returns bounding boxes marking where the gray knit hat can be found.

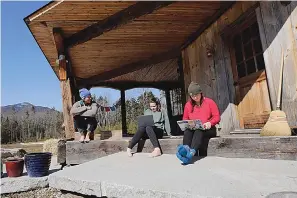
[188,82,202,96]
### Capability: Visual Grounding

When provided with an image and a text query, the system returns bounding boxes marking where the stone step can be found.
[49,152,297,198]
[230,129,261,135]
[59,136,297,165]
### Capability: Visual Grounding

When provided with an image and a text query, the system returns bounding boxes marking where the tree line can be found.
[1,109,64,144]
[1,88,183,143]
[1,90,160,143]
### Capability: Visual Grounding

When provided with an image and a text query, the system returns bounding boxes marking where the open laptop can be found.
[137,115,154,127]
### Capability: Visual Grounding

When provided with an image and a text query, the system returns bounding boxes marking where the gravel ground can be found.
[1,187,103,198]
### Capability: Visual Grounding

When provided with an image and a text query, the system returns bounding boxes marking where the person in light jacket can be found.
[70,88,98,143]
[127,98,168,157]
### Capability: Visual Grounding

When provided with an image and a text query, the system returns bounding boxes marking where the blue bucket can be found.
[24,152,52,177]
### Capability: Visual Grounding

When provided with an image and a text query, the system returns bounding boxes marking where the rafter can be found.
[78,48,180,85]
[65,1,174,48]
[52,27,67,80]
[77,80,181,91]
[75,2,234,85]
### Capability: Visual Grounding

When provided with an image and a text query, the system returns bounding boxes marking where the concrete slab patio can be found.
[49,152,297,198]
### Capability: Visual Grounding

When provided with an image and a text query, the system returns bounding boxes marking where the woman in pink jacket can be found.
[177,82,220,164]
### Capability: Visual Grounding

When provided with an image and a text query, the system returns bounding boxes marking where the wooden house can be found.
[24,1,297,139]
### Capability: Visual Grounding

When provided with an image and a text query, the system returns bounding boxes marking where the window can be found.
[233,21,265,78]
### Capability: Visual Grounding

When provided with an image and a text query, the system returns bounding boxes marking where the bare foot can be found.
[79,135,85,143]
[149,147,161,157]
[127,148,133,157]
[85,132,91,143]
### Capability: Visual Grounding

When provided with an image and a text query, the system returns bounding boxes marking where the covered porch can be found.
[24,1,234,139]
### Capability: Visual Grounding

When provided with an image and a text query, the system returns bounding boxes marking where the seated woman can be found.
[177,82,220,164]
[127,98,167,157]
[70,88,98,143]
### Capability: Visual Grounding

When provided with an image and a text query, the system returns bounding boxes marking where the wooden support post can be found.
[53,28,75,140]
[178,55,187,106]
[165,90,173,118]
[121,89,128,136]
[61,79,75,140]
[165,89,173,134]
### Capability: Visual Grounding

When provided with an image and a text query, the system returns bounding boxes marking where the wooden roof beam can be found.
[75,2,234,84]
[53,27,65,55]
[181,1,235,49]
[77,48,180,85]
[52,27,67,80]
[77,80,181,91]
[65,1,174,48]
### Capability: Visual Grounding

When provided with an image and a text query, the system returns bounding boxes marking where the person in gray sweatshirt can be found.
[70,88,98,143]
[127,98,168,157]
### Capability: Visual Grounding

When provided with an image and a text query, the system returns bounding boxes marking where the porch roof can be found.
[24,1,233,89]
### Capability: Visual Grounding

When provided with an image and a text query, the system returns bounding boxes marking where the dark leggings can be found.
[74,116,97,135]
[128,126,163,149]
[183,127,216,156]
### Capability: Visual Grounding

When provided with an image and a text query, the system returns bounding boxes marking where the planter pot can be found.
[24,152,52,177]
[5,158,24,177]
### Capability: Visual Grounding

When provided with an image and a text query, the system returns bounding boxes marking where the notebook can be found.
[177,120,205,131]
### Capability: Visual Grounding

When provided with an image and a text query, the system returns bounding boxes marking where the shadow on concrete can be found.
[187,156,206,165]
[61,190,108,198]
[265,191,297,198]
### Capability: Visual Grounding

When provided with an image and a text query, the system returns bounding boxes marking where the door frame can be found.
[222,6,272,128]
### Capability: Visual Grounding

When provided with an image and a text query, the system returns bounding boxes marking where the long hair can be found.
[149,97,161,112]
[190,93,204,113]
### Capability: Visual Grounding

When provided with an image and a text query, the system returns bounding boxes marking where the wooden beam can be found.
[61,79,75,140]
[77,2,234,84]
[53,27,76,140]
[177,55,187,106]
[77,80,181,91]
[78,48,180,84]
[181,1,235,49]
[120,90,128,136]
[65,1,174,48]
[52,28,67,81]
[165,89,173,122]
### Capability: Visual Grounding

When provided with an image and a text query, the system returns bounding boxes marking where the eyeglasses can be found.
[191,94,200,98]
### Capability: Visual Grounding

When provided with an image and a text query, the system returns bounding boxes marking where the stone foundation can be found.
[58,136,297,165]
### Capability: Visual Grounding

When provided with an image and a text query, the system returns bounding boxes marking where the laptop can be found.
[177,120,205,131]
[137,115,154,127]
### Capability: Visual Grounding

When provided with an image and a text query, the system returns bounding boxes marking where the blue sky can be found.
[1,1,159,111]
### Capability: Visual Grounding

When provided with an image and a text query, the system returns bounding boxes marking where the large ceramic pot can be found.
[24,152,52,177]
[5,158,24,177]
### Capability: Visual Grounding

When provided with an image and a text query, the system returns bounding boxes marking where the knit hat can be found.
[79,88,91,99]
[188,82,202,96]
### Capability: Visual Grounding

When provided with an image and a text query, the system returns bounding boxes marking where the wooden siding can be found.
[182,1,297,133]
[182,2,259,135]
[256,1,297,127]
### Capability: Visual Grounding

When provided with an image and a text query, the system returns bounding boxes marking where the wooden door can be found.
[230,19,271,129]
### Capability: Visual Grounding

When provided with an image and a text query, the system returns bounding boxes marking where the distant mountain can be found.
[1,102,60,118]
